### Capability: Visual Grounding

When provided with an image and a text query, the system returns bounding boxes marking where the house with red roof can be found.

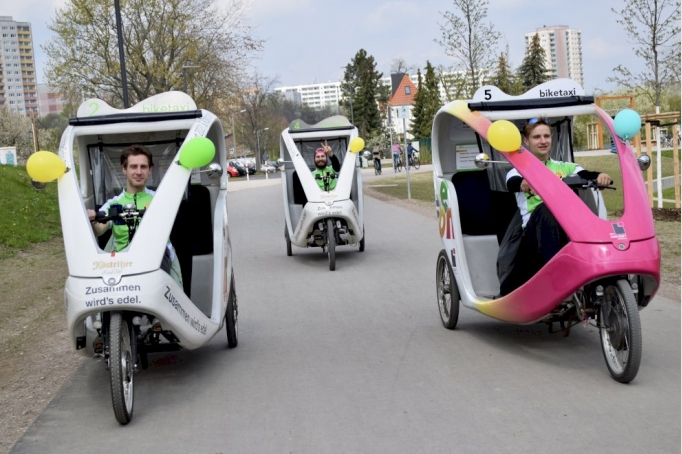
[386,73,419,140]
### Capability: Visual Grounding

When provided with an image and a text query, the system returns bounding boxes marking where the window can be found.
[404,86,411,95]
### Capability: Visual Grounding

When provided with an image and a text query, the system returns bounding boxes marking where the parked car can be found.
[261,163,276,173]
[229,160,247,176]
[226,164,240,177]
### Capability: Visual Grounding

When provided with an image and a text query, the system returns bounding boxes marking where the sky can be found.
[4,0,652,95]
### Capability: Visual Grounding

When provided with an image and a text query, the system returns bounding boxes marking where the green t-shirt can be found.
[101,188,155,252]
[506,159,584,227]
[312,166,338,191]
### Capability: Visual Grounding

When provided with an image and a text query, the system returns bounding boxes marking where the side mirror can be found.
[362,151,372,160]
[474,153,507,169]
[197,162,223,179]
[637,154,651,171]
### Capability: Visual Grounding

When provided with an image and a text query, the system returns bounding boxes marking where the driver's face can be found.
[122,154,152,192]
[524,124,552,161]
[314,153,327,169]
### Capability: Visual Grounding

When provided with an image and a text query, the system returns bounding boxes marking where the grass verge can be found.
[0,166,61,259]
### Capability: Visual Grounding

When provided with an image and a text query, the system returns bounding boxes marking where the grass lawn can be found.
[0,166,61,259]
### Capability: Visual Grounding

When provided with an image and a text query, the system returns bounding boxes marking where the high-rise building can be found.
[274,82,343,109]
[525,25,584,87]
[0,16,37,115]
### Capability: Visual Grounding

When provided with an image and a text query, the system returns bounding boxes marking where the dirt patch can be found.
[0,238,81,454]
[614,208,681,222]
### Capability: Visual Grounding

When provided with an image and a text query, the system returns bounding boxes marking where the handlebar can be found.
[562,175,616,191]
[94,203,146,225]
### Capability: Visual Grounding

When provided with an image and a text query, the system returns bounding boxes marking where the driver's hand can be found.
[597,173,612,187]
[520,179,535,196]
[320,140,333,157]
[87,209,104,224]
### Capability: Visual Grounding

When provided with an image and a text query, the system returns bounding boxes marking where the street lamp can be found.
[182,65,199,94]
[114,0,129,107]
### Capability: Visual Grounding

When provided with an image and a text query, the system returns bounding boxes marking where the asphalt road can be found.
[12,181,680,454]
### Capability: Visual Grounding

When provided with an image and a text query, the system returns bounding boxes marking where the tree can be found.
[0,109,52,163]
[517,33,551,90]
[609,0,681,111]
[437,66,470,103]
[341,49,385,138]
[390,58,415,75]
[410,62,441,138]
[436,0,500,97]
[43,0,262,112]
[487,53,517,95]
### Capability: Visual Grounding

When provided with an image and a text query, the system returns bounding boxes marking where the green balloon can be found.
[179,137,216,169]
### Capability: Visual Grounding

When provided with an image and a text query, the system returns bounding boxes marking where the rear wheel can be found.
[327,218,336,271]
[109,312,134,424]
[599,279,642,383]
[285,225,292,256]
[374,161,379,175]
[226,272,239,348]
[397,160,402,172]
[436,250,459,329]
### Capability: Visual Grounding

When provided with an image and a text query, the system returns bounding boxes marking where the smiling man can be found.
[86,145,182,285]
[499,117,611,296]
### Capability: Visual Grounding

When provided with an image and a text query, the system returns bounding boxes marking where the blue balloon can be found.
[613,109,641,140]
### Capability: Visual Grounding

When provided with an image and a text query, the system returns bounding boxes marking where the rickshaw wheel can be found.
[327,218,336,271]
[285,225,292,256]
[436,250,459,330]
[359,227,365,252]
[599,279,642,383]
[109,312,134,424]
[226,272,239,348]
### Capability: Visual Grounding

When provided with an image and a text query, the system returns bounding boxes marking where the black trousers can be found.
[499,203,569,296]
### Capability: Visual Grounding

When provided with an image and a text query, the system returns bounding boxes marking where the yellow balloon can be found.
[26,151,66,183]
[349,137,365,153]
[487,120,521,153]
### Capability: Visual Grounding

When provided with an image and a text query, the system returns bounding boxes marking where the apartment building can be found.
[0,16,37,115]
[274,82,343,109]
[525,25,584,87]
[37,84,68,116]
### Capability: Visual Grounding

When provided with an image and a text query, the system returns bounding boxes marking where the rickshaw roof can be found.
[69,92,201,127]
[453,79,598,121]
[288,115,354,134]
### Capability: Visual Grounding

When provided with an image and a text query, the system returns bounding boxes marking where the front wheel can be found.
[226,272,239,348]
[599,279,642,383]
[413,157,420,170]
[109,312,134,424]
[436,250,459,329]
[285,225,292,256]
[397,160,402,172]
[359,227,365,252]
[327,218,336,271]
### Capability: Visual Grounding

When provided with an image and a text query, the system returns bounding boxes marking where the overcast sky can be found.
[5,0,652,95]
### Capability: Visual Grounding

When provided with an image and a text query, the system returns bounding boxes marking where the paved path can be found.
[12,182,681,454]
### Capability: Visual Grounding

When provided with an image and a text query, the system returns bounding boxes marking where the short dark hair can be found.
[120,145,153,168]
[522,117,550,138]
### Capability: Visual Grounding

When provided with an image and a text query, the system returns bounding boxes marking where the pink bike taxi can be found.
[431,79,659,383]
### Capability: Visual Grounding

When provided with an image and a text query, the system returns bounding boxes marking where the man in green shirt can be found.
[87,145,181,285]
[499,117,611,295]
[312,141,340,191]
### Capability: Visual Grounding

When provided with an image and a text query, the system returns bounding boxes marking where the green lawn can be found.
[368,155,680,214]
[0,166,61,259]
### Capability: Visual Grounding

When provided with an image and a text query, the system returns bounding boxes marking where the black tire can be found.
[359,227,365,252]
[327,218,336,271]
[398,160,402,172]
[374,161,379,175]
[285,225,292,256]
[599,279,642,383]
[109,312,134,424]
[414,157,420,170]
[226,272,239,348]
[436,250,459,329]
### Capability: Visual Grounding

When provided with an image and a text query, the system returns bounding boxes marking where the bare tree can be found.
[435,0,500,97]
[43,0,263,111]
[390,58,415,75]
[609,0,680,111]
[233,73,280,170]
